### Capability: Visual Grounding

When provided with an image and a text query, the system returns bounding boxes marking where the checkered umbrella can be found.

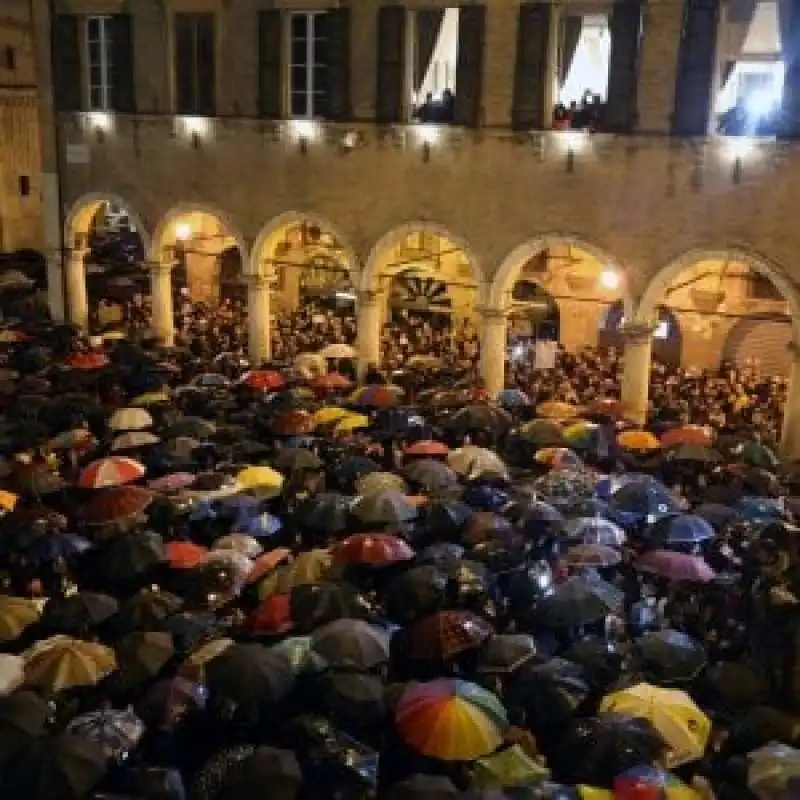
[408,610,494,661]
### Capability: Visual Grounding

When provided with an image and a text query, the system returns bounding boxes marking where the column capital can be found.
[245,272,274,288]
[620,322,656,344]
[477,306,507,322]
[147,260,174,275]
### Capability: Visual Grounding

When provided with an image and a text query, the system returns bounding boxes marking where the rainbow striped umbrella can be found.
[395,678,508,761]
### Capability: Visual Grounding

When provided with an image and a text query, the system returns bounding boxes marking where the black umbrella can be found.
[0,690,50,763]
[80,530,165,587]
[317,671,387,728]
[112,587,184,634]
[274,448,323,473]
[385,565,448,624]
[386,774,459,800]
[218,746,303,800]
[446,404,512,432]
[636,629,707,683]
[114,631,175,684]
[422,501,473,539]
[564,637,624,691]
[295,493,351,535]
[549,715,666,788]
[477,634,538,675]
[694,503,742,531]
[4,732,108,799]
[290,582,369,632]
[537,577,619,628]
[41,591,119,635]
[202,644,295,707]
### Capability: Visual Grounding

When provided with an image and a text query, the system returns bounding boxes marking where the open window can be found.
[410,8,460,124]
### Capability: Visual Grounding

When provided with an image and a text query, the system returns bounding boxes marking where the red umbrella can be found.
[333,533,415,566]
[165,541,208,570]
[85,486,153,525]
[78,456,146,489]
[249,593,294,635]
[64,352,109,370]
[272,410,315,437]
[404,440,450,457]
[635,550,715,583]
[310,373,351,393]
[408,611,494,661]
[247,548,293,584]
[660,426,713,448]
[243,371,285,391]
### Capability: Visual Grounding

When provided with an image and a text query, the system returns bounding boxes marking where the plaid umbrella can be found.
[408,610,494,661]
[333,533,414,566]
[79,456,146,489]
[84,486,154,525]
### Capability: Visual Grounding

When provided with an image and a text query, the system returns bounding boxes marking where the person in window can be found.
[440,88,455,123]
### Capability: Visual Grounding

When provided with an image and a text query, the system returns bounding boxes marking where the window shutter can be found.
[52,14,82,111]
[671,0,720,135]
[322,8,352,121]
[605,1,642,132]
[109,14,135,113]
[375,6,406,124]
[174,14,195,114]
[257,9,283,118]
[511,3,551,131]
[453,5,485,127]
[195,13,216,116]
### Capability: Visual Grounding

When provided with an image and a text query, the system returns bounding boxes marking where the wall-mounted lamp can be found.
[340,130,360,154]
[176,116,210,147]
[414,124,439,163]
[724,137,753,185]
[86,111,112,142]
[557,130,586,173]
[289,119,318,155]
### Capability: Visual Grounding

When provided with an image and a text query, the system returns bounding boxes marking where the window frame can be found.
[288,11,327,119]
[85,14,113,111]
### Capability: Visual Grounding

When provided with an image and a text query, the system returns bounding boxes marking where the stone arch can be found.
[65,192,151,253]
[149,202,249,263]
[637,247,800,344]
[361,221,484,294]
[489,234,633,314]
[249,211,360,279]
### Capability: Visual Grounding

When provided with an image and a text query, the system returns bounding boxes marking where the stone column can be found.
[356,290,382,378]
[149,262,175,347]
[781,341,800,459]
[46,254,65,322]
[65,249,89,330]
[247,274,272,367]
[620,323,655,424]
[479,308,508,397]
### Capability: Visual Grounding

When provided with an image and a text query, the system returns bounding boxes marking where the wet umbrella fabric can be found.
[217,746,303,800]
[636,630,707,683]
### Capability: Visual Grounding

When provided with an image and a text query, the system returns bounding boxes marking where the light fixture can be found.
[180,116,209,137]
[725,136,753,160]
[175,223,192,241]
[289,119,318,141]
[599,268,621,290]
[415,124,440,146]
[558,130,587,152]
[87,112,112,132]
[341,130,359,151]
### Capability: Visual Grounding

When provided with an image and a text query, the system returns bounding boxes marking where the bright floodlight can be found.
[181,116,208,137]
[600,268,621,290]
[290,119,318,141]
[415,124,440,146]
[175,223,192,241]
[745,90,778,120]
[725,136,754,160]
[87,112,112,131]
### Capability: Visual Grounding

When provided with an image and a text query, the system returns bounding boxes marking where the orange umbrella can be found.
[660,426,713,448]
[165,541,208,570]
[310,373,351,393]
[617,430,661,452]
[242,370,285,391]
[404,440,450,457]
[64,352,109,370]
[247,548,293,584]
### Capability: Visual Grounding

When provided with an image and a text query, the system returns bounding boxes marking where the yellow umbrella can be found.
[600,683,710,768]
[179,637,235,683]
[356,471,407,496]
[236,466,284,497]
[472,744,549,789]
[617,430,661,452]
[334,414,370,434]
[577,788,613,800]
[312,407,350,427]
[258,548,332,600]
[0,490,17,512]
[131,391,170,407]
[23,636,117,692]
[0,595,41,642]
[537,401,578,420]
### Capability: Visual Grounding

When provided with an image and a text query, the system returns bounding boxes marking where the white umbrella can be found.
[108,407,153,432]
[447,446,509,481]
[0,654,24,695]
[213,533,263,559]
[111,431,161,451]
[319,343,356,360]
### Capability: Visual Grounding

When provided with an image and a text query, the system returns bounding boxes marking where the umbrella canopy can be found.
[65,707,145,760]
[85,486,154,525]
[114,631,175,683]
[408,610,494,661]
[636,630,707,683]
[242,370,286,391]
[110,431,161,452]
[537,577,622,627]
[23,636,117,692]
[646,514,715,546]
[448,446,508,481]
[635,551,715,583]
[350,384,403,407]
[320,343,356,359]
[258,549,332,598]
[395,679,508,761]
[537,401,577,420]
[352,490,418,525]
[356,471,407,496]
[519,419,564,446]
[600,683,711,768]
[236,465,284,496]
[333,533,414,566]
[405,440,450,457]
[747,742,800,798]
[311,619,390,670]
[0,690,50,762]
[564,517,626,547]
[0,595,42,642]
[273,447,323,473]
[108,407,153,432]
[660,425,713,447]
[41,592,119,635]
[218,746,303,800]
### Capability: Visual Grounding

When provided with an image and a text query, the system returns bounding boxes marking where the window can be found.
[18,176,30,197]
[4,46,15,71]
[174,13,216,115]
[86,15,113,110]
[289,12,328,118]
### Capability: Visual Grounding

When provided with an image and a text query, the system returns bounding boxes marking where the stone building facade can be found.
[28,0,800,453]
[0,3,42,251]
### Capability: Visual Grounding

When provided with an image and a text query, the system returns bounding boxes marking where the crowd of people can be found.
[0,306,794,799]
[552,93,606,132]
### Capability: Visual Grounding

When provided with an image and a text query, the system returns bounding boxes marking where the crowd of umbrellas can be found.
[0,322,798,799]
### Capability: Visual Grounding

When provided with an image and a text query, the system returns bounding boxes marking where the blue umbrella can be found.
[647,513,715,546]
[736,496,784,522]
[694,503,742,531]
[26,533,92,563]
[236,512,282,538]
[462,484,510,512]
[498,388,531,408]
[595,472,655,501]
[609,481,681,525]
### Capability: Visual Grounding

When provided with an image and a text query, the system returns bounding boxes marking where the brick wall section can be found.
[636,0,686,133]
[482,0,519,129]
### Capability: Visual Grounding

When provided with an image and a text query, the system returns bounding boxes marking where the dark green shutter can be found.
[511,3,551,131]
[195,13,216,116]
[375,6,406,124]
[453,5,485,127]
[257,9,283,118]
[109,14,135,113]
[174,14,195,114]
[671,0,720,135]
[322,9,352,120]
[52,14,82,111]
[605,1,642,132]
